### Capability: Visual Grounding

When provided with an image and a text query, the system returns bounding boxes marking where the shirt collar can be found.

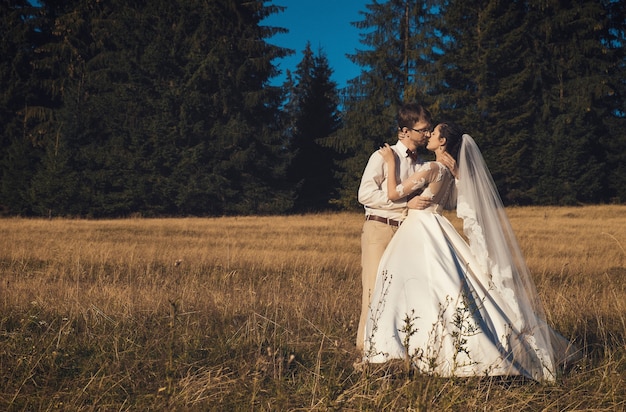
[395,140,409,153]
[395,140,414,159]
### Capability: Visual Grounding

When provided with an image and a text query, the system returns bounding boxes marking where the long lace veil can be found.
[455,134,567,381]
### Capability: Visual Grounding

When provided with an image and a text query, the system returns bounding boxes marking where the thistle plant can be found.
[450,292,480,372]
[399,309,420,377]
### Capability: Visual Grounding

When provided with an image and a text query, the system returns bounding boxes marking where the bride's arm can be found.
[393,167,432,201]
[378,145,433,201]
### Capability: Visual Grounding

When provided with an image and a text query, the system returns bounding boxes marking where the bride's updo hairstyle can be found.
[438,121,464,161]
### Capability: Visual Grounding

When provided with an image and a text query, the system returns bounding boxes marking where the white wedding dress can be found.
[363,138,577,381]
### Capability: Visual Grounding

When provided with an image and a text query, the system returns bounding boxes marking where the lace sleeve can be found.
[400,163,434,196]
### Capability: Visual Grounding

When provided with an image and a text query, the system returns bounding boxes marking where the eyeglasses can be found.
[410,127,432,135]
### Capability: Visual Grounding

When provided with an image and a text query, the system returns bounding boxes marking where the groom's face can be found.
[405,120,432,148]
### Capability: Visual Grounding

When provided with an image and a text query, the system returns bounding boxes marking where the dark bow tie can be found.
[406,149,418,161]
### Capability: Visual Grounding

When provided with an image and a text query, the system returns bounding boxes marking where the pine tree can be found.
[284,43,342,212]
[18,0,293,216]
[0,1,44,214]
[602,0,626,202]
[432,0,539,203]
[332,0,436,209]
[164,0,293,215]
[431,0,624,204]
[24,0,88,216]
[525,0,616,204]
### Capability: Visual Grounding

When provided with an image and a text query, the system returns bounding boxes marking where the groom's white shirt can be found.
[358,140,421,221]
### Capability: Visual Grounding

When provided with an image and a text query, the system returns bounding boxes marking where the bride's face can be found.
[426,125,444,152]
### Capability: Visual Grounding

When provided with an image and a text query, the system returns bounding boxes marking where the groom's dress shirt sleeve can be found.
[358,141,418,221]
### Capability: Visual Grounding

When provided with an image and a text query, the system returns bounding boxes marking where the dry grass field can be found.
[0,205,624,411]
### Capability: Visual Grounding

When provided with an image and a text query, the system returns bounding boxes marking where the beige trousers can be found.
[356,220,398,352]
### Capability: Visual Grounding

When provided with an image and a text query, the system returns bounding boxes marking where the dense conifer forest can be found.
[1,0,624,217]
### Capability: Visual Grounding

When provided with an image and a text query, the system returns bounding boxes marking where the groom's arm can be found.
[440,152,458,178]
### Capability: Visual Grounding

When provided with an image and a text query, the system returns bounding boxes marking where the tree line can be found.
[1,0,624,217]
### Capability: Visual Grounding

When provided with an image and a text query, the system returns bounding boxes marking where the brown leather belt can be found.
[365,214,401,227]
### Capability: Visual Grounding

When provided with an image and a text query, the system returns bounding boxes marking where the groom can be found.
[355,102,434,352]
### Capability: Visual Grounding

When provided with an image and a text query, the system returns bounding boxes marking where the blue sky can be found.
[263,1,370,89]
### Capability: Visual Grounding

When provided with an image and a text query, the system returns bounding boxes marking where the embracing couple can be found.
[356,103,580,381]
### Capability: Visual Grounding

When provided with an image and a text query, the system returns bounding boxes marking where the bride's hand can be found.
[378,144,394,163]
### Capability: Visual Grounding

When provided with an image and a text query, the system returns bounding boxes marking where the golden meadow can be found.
[1,205,625,410]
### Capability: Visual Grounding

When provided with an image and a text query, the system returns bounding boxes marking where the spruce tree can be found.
[18,0,293,216]
[284,43,342,212]
[332,0,436,210]
[25,0,89,216]
[602,0,626,202]
[431,0,624,204]
[165,0,293,215]
[432,0,539,203]
[525,0,615,204]
[0,1,44,214]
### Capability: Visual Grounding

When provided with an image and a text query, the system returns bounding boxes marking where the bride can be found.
[363,122,578,381]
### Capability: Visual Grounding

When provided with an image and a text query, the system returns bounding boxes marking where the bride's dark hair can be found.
[438,121,464,161]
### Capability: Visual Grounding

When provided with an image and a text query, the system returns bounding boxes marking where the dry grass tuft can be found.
[0,206,624,410]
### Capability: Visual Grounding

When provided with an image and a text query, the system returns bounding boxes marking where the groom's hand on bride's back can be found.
[407,196,431,210]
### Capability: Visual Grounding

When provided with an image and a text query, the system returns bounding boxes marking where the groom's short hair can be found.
[397,103,432,129]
